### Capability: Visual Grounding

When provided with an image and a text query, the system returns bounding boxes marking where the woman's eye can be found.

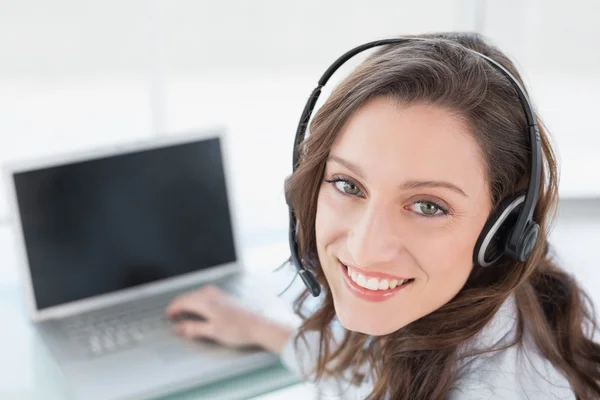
[334,180,361,196]
[409,201,447,217]
[325,178,363,196]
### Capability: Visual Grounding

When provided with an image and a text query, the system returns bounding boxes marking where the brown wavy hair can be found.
[284,32,600,399]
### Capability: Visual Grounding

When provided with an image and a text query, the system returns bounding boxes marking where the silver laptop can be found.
[4,130,287,400]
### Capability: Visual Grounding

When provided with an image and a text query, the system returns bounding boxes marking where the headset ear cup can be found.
[473,193,526,267]
[516,222,540,261]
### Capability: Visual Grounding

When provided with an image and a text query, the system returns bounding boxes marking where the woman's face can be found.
[315,97,492,335]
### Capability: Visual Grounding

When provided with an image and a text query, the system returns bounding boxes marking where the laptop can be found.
[4,130,293,400]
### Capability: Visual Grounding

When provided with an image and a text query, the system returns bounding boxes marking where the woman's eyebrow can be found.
[328,155,367,179]
[400,180,468,198]
[327,155,469,198]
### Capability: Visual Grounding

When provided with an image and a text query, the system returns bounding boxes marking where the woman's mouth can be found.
[339,261,414,302]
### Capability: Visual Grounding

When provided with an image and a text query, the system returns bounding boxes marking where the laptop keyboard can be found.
[63,277,251,357]
[64,293,174,356]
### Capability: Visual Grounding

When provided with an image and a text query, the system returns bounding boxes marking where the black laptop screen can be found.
[12,137,237,310]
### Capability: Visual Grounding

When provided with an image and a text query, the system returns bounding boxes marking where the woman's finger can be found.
[174,320,215,339]
[165,285,221,318]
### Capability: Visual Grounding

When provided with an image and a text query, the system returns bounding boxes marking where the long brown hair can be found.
[284,32,600,399]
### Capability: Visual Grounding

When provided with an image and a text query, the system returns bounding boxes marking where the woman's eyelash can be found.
[324,176,354,186]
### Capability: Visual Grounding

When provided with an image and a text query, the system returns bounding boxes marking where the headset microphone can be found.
[288,207,321,297]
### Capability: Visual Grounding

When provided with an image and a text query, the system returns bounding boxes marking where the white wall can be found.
[0,0,474,233]
[0,1,599,288]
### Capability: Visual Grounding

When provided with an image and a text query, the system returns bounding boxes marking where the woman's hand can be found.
[165,285,293,353]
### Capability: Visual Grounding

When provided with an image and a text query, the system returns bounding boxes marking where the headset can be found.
[288,38,542,298]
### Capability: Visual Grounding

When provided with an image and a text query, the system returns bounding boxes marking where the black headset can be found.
[288,38,542,298]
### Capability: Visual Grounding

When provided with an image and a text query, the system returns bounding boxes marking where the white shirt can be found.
[279,295,576,399]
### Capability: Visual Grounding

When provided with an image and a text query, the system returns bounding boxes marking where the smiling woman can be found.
[165,31,600,400]
[282,32,600,399]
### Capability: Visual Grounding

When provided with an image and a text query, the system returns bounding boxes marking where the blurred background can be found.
[0,0,599,399]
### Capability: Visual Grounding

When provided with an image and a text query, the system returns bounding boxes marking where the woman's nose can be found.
[346,203,402,267]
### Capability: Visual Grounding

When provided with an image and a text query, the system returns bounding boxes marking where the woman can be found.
[165,32,600,399]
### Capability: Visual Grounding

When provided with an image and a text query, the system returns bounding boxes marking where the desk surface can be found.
[0,232,306,400]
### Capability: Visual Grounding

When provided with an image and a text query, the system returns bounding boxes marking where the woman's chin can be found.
[335,305,406,336]
[340,318,400,336]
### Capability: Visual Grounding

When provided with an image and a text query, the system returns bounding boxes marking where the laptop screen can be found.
[12,137,238,310]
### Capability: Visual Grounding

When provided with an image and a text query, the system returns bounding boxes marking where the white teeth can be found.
[345,265,409,291]
[366,278,379,290]
[356,274,367,287]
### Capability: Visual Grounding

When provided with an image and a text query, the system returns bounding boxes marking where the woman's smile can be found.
[339,260,415,302]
